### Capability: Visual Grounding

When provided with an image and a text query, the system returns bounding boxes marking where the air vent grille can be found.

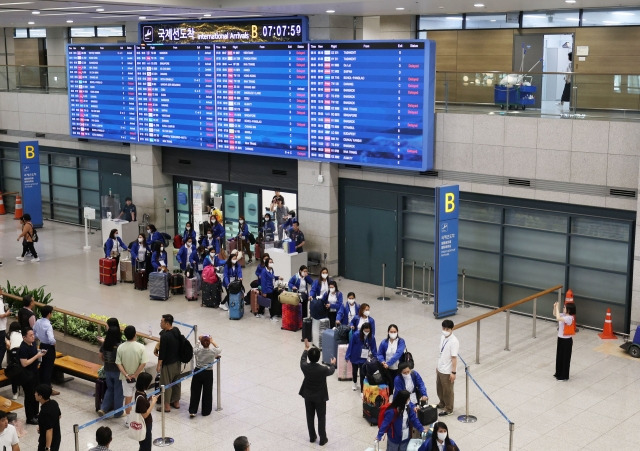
[609,188,636,198]
[508,178,531,187]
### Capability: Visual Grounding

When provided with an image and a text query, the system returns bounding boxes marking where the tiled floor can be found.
[1,216,639,450]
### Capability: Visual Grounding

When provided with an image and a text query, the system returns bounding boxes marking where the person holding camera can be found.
[189,334,222,418]
[18,328,46,424]
[116,325,148,428]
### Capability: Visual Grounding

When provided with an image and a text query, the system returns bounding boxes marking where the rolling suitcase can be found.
[250,289,260,313]
[170,272,184,295]
[281,303,303,331]
[95,378,107,411]
[337,344,353,381]
[321,328,338,364]
[363,378,390,425]
[312,318,330,350]
[99,258,117,285]
[302,317,313,342]
[185,276,199,301]
[134,267,147,290]
[227,239,237,253]
[257,292,271,309]
[120,254,134,283]
[202,281,221,308]
[149,271,170,300]
[228,291,244,320]
[416,402,438,426]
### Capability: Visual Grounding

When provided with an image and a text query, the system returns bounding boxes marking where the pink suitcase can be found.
[337,344,353,381]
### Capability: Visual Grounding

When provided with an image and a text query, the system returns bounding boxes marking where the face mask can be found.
[321,273,328,279]
[437,432,447,442]
[239,219,244,224]
[138,238,143,243]
[114,234,118,238]
[210,254,215,259]
[187,243,192,247]
[268,263,273,268]
[264,217,269,221]
[186,227,190,230]
[147,229,150,233]
[329,287,335,293]
[160,247,164,252]
[231,259,238,265]
[348,298,355,305]
[389,332,398,340]
[403,373,411,379]
[442,330,451,338]
[363,311,370,317]
[363,331,369,337]
[207,234,212,239]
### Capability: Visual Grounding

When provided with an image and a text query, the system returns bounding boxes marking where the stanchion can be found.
[153,385,174,447]
[418,262,427,301]
[409,261,420,299]
[505,309,510,351]
[509,422,515,451]
[74,424,80,451]
[216,358,223,411]
[423,266,433,305]
[459,269,470,308]
[457,362,477,424]
[376,263,390,301]
[395,258,409,295]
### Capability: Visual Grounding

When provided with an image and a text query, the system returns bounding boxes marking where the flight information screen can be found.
[66,40,435,171]
[67,45,137,142]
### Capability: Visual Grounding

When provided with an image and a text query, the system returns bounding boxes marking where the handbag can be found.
[400,348,415,369]
[248,232,256,245]
[128,395,147,441]
[228,279,244,295]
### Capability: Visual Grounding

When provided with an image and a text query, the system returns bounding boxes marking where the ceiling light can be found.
[565,0,576,3]
[566,18,580,21]
[326,10,335,14]
[446,16,463,21]
[139,16,146,20]
[490,19,496,22]
[28,21,34,24]
[31,10,40,15]
[612,11,635,16]
[438,6,445,8]
[396,7,405,11]
[96,8,104,12]
[66,20,73,23]
[474,3,485,7]
[203,14,211,17]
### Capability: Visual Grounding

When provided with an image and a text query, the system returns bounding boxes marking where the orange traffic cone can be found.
[598,308,617,339]
[13,194,23,219]
[0,192,5,215]
[565,289,574,305]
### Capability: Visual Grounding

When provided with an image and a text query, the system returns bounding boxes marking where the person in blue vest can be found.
[221,250,243,312]
[104,228,128,273]
[345,322,377,393]
[260,256,283,321]
[151,244,168,272]
[236,216,253,264]
[377,324,407,396]
[146,224,163,251]
[202,247,226,269]
[394,362,428,407]
[336,292,359,327]
[261,213,276,243]
[375,390,424,450]
[321,280,343,328]
[418,422,459,451]
[288,265,314,318]
[176,236,197,271]
[349,303,376,338]
[182,222,196,245]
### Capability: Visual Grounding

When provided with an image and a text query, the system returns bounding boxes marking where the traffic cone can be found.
[13,194,23,219]
[598,308,617,339]
[0,192,5,215]
[565,289,574,305]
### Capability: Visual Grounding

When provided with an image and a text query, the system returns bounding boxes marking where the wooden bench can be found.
[0,395,23,412]
[53,355,101,384]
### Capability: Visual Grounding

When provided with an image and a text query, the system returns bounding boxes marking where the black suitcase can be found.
[302,317,313,342]
[134,269,147,290]
[170,273,184,295]
[417,403,438,426]
[95,378,107,411]
[202,281,221,308]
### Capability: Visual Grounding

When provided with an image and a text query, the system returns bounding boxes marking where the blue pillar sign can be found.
[19,141,43,228]
[434,185,459,318]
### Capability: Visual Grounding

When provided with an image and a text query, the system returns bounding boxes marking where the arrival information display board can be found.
[67,40,435,171]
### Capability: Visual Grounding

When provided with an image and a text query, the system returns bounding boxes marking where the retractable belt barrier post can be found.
[423,265,433,305]
[395,257,409,296]
[376,263,390,301]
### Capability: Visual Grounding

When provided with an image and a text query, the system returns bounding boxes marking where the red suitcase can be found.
[337,344,353,381]
[99,258,117,285]
[281,303,303,332]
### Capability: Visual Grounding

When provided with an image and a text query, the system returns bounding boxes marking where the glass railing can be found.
[0,64,67,93]
[436,70,640,121]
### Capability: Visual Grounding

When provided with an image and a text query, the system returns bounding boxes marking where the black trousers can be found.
[0,331,5,368]
[555,337,573,380]
[21,241,38,258]
[189,369,213,416]
[139,421,152,451]
[268,291,281,317]
[382,368,399,395]
[304,399,327,441]
[352,362,365,392]
[328,311,337,329]
[38,343,56,386]
[21,371,39,420]
[300,293,309,319]
[561,82,571,102]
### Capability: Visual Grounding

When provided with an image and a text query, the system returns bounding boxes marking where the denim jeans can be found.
[101,370,124,417]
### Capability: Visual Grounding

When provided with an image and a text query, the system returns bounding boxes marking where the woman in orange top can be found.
[553,301,576,381]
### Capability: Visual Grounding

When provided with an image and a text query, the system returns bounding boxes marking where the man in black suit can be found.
[299,339,336,446]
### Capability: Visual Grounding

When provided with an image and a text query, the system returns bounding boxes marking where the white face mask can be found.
[186,242,192,247]
[264,217,269,221]
[437,432,447,442]
[231,259,238,265]
[348,298,355,305]
[329,287,335,293]
[363,311,370,317]
[268,263,273,268]
[363,331,369,337]
[209,254,215,259]
[147,229,151,234]
[138,238,143,243]
[186,227,190,230]
[239,219,244,224]
[207,234,213,239]
[442,330,451,338]
[114,234,118,238]
[389,332,398,340]
[160,247,164,252]
[321,273,328,279]
[402,373,411,379]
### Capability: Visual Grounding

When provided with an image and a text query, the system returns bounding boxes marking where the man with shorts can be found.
[116,325,148,427]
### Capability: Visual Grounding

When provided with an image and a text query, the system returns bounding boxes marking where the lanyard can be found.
[440,339,449,354]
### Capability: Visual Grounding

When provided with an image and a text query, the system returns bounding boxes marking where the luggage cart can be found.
[494,82,536,110]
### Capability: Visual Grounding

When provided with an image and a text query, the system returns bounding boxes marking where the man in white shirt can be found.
[436,319,459,417]
[0,410,20,451]
[115,326,148,427]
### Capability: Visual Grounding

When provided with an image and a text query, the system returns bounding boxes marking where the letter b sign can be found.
[445,192,456,213]
[25,146,35,159]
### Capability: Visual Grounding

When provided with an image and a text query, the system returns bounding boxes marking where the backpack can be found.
[173,234,183,249]
[377,403,398,438]
[178,332,194,364]
[399,348,414,369]
[202,265,218,284]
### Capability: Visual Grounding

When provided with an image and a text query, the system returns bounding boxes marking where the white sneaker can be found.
[220,304,229,311]
[16,257,24,261]
[123,420,129,429]
[32,258,40,262]
[254,313,263,318]
[12,393,18,400]
[352,383,358,391]
[270,317,279,322]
